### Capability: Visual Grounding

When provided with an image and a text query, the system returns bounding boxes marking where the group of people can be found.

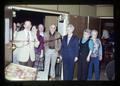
[12,20,102,80]
[60,25,102,80]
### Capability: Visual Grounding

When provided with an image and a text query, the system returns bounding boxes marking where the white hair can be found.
[49,24,56,29]
[83,29,91,35]
[67,24,75,30]
[91,29,98,34]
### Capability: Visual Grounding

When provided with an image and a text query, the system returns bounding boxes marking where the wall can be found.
[79,5,96,17]
[58,5,80,16]
[15,5,113,17]
[5,6,13,65]
[16,5,96,16]
[96,5,113,17]
[5,5,113,62]
[45,16,58,31]
[18,5,58,10]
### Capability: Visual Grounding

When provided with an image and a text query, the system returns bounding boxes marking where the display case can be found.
[5,63,37,81]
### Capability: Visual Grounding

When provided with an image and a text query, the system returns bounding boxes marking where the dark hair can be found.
[56,26,58,32]
[38,24,45,32]
[18,23,24,31]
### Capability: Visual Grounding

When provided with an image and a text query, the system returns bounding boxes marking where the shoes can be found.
[49,77,56,81]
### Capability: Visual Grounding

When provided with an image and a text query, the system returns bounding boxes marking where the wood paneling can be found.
[89,17,101,38]
[69,15,87,38]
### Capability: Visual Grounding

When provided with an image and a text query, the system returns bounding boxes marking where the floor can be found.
[36,64,108,81]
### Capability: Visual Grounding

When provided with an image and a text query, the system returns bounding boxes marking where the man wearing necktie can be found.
[60,24,79,80]
[15,20,39,67]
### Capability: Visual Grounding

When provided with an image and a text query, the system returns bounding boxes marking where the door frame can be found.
[7,5,69,36]
[7,5,69,15]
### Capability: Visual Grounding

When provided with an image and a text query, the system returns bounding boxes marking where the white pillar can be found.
[5,18,10,44]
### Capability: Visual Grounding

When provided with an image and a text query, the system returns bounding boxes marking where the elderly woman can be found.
[60,24,79,80]
[77,29,94,80]
[87,29,102,80]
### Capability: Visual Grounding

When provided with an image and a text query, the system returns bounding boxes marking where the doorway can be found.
[13,10,60,32]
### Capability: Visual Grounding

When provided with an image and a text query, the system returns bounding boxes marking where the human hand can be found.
[40,54,43,58]
[99,56,102,61]
[59,55,62,60]
[74,57,78,62]
[86,56,90,62]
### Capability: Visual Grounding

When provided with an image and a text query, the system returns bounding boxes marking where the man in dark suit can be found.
[60,24,79,80]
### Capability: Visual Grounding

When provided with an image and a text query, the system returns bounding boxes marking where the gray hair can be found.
[83,28,91,34]
[67,24,75,30]
[49,24,56,29]
[91,29,98,34]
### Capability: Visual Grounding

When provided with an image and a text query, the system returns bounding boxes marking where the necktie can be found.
[27,32,30,42]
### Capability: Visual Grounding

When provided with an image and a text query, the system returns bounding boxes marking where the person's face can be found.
[13,23,16,31]
[38,25,44,32]
[16,23,20,27]
[32,26,37,33]
[49,25,56,34]
[91,31,98,39]
[83,32,90,39]
[66,27,74,35]
[24,21,32,31]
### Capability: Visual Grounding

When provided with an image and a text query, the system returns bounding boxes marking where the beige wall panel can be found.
[96,6,113,17]
[12,5,113,17]
[79,5,96,17]
[58,5,79,16]
[22,5,58,11]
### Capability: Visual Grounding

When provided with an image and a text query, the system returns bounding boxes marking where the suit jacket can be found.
[15,29,39,62]
[44,31,61,54]
[60,35,79,62]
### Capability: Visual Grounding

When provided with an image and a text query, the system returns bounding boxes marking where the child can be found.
[87,29,102,80]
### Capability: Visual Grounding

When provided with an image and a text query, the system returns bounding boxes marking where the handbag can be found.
[55,57,62,77]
